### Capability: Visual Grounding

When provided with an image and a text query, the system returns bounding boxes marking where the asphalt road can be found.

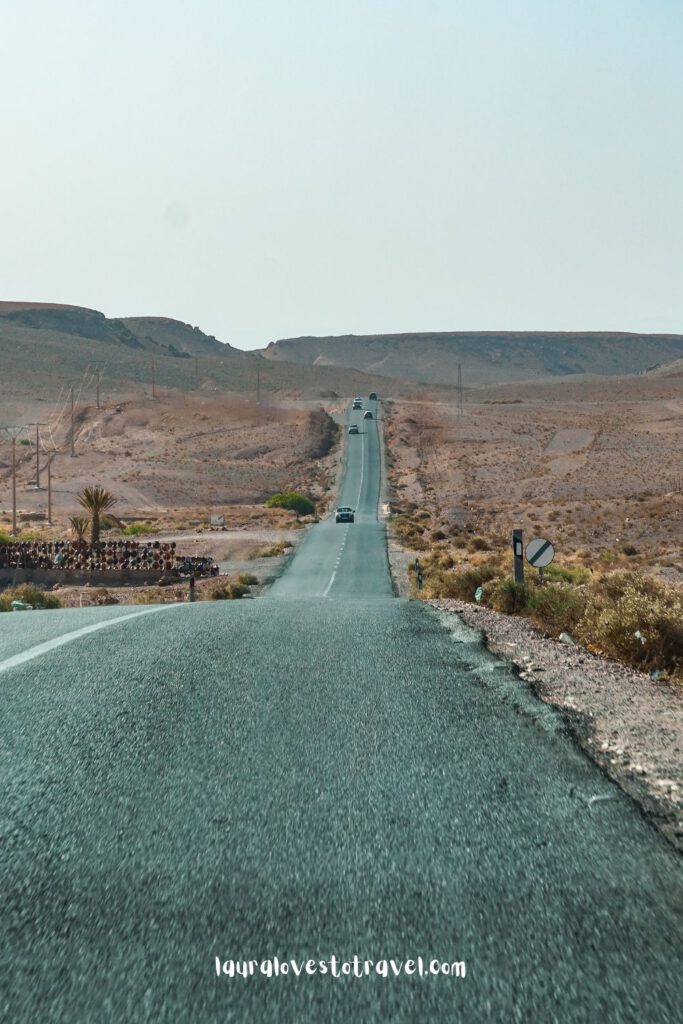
[1,399,681,1023]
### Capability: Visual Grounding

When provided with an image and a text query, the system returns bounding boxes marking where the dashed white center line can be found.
[324,413,366,599]
[323,528,349,597]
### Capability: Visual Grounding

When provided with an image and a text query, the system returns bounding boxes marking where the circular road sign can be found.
[525,537,555,568]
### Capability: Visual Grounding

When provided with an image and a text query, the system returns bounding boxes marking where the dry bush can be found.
[577,573,683,677]
[0,583,61,611]
[249,540,292,559]
[208,580,250,600]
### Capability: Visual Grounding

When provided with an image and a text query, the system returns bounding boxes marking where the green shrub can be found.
[542,562,591,585]
[488,577,529,614]
[525,583,587,634]
[0,531,13,545]
[122,523,155,536]
[0,583,61,612]
[265,491,315,519]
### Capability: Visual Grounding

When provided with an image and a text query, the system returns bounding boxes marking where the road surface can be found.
[1,399,681,1022]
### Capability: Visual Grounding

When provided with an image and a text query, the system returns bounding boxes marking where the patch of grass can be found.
[122,523,155,536]
[249,540,293,559]
[0,583,61,611]
[209,581,250,600]
[236,572,259,586]
[542,562,591,585]
[525,582,587,634]
[419,562,502,601]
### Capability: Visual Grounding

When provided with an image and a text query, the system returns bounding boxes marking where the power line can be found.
[0,425,27,536]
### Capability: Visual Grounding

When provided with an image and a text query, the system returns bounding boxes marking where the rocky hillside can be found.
[0,302,407,402]
[263,331,683,386]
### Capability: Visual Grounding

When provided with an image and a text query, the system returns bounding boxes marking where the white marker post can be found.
[512,529,524,583]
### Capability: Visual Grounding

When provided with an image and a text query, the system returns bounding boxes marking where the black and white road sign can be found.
[525,537,555,568]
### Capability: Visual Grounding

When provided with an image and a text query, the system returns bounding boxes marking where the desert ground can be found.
[384,372,683,582]
[0,388,344,533]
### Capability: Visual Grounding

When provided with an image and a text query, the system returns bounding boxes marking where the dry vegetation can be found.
[384,373,683,582]
[385,372,683,681]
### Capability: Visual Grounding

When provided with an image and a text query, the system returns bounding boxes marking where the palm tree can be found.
[69,515,90,546]
[77,486,117,546]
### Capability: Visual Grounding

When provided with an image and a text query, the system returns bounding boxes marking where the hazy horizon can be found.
[2,0,682,350]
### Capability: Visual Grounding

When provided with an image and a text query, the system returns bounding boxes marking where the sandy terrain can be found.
[0,389,344,534]
[384,374,683,580]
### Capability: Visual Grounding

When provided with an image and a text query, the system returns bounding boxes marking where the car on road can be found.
[348,424,359,434]
[363,410,373,419]
[335,507,355,523]
[369,392,378,400]
[352,401,363,410]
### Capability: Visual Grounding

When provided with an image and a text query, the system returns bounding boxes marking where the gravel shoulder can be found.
[387,538,683,852]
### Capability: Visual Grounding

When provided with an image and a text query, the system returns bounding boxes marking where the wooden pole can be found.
[11,435,17,536]
[70,387,76,456]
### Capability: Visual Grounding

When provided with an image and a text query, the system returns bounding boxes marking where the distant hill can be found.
[0,302,409,401]
[263,331,683,386]
[121,317,235,358]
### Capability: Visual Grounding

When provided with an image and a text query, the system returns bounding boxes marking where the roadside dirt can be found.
[383,373,683,582]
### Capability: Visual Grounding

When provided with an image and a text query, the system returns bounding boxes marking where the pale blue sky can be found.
[1,0,681,348]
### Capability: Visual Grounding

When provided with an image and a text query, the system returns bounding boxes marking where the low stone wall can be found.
[0,568,170,588]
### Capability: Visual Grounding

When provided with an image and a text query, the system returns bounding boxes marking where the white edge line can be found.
[0,604,183,675]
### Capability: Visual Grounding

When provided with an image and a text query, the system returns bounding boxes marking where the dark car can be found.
[352,401,363,410]
[335,507,355,523]
[363,410,373,419]
[369,392,378,400]
[348,424,359,434]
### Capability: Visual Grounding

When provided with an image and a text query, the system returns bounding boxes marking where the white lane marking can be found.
[324,415,366,599]
[0,604,182,675]
[323,527,350,597]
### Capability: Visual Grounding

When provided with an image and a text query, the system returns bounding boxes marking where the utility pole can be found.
[70,386,76,456]
[46,450,58,525]
[1,426,25,536]
[28,422,46,487]
[457,363,463,416]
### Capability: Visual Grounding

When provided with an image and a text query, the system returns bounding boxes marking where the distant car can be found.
[335,507,355,523]
[363,410,373,419]
[352,401,363,410]
[369,392,378,400]
[348,424,359,434]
